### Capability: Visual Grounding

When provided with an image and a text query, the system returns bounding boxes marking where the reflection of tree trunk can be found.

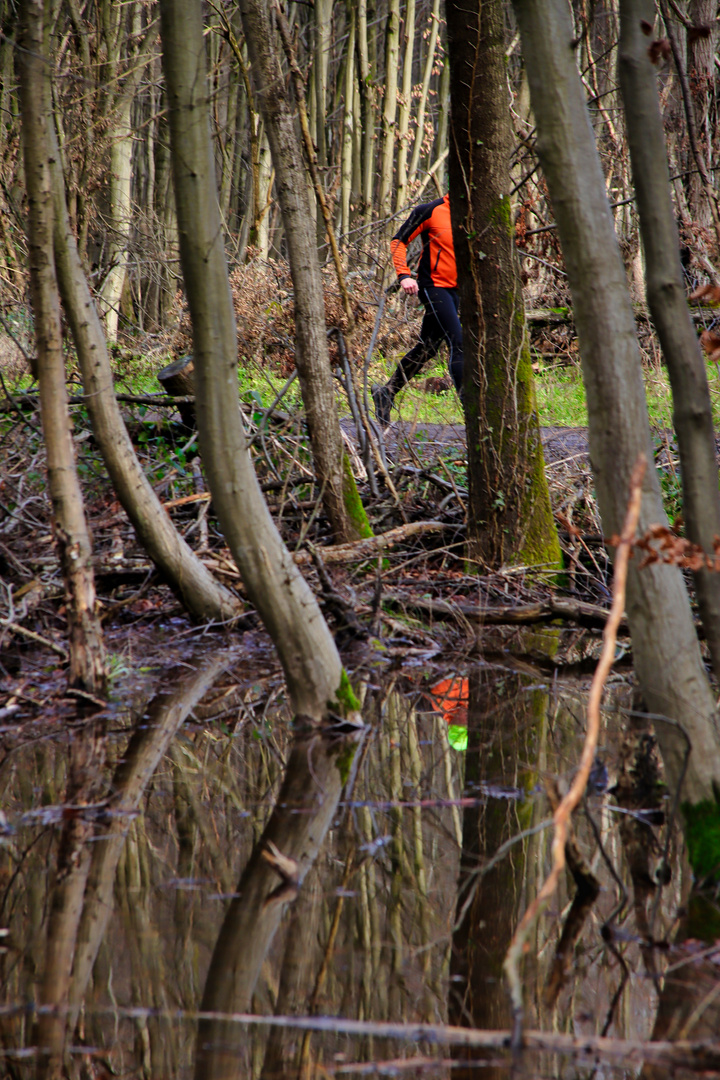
[643,891,720,1080]
[449,669,544,1078]
[34,723,104,1080]
[69,653,228,1027]
[259,867,322,1080]
[195,727,362,1080]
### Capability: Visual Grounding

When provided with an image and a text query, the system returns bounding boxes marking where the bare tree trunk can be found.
[378,0,400,224]
[686,0,717,236]
[511,0,720,833]
[159,0,358,719]
[394,0,416,212]
[357,0,377,224]
[49,127,242,623]
[447,0,561,569]
[618,0,720,680]
[97,92,134,341]
[18,0,106,694]
[435,48,450,189]
[313,0,332,170]
[340,3,356,239]
[408,0,441,186]
[238,0,370,543]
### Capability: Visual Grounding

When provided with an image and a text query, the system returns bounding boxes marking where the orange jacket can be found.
[390,194,457,290]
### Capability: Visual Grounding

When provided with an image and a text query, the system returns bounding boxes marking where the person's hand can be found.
[401,277,419,296]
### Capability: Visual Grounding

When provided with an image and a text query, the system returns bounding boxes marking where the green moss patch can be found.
[682,797,720,881]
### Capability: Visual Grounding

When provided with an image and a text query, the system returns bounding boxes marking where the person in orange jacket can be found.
[372,193,463,426]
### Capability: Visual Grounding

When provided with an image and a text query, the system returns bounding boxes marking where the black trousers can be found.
[388,285,463,395]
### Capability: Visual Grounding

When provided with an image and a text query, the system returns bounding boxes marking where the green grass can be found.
[534,355,720,430]
[10,338,720,435]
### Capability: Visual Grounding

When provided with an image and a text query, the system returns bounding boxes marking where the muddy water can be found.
[0,648,692,1078]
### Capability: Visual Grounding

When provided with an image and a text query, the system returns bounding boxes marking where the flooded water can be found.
[0,635,709,1078]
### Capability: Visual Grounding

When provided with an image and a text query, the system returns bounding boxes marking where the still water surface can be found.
[0,642,694,1078]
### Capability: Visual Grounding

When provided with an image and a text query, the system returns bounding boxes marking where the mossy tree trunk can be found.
[446,0,560,570]
[512,0,720,867]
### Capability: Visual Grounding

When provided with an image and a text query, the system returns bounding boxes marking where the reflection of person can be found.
[372,193,463,426]
[429,676,468,752]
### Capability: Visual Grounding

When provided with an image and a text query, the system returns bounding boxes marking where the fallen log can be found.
[291,521,448,565]
[382,591,628,632]
[157,355,196,429]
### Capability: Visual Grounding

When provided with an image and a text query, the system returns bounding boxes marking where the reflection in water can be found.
[449,667,543,1078]
[0,656,700,1077]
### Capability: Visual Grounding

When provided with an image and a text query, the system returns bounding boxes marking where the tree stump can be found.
[158,355,196,429]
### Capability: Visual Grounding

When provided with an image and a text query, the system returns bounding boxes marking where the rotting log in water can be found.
[382,591,630,632]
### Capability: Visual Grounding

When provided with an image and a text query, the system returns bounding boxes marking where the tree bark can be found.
[618,0,720,681]
[408,0,441,185]
[341,3,356,239]
[447,0,561,569]
[394,0,416,212]
[377,0,400,224]
[511,0,720,827]
[159,0,357,720]
[357,0,377,224]
[18,0,106,694]
[48,128,242,624]
[238,0,371,544]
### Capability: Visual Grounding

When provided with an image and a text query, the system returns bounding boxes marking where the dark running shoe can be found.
[371,384,393,426]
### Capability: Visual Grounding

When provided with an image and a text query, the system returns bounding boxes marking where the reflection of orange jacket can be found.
[391,194,457,291]
[429,677,468,726]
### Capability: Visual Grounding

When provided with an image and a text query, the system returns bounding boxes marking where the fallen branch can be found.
[292,521,447,565]
[10,1004,720,1072]
[0,618,69,659]
[382,591,628,632]
[503,454,646,1045]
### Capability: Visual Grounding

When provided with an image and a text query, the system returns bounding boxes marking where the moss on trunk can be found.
[342,452,373,540]
[447,7,560,572]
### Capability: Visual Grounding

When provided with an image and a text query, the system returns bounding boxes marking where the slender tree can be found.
[49,123,242,625]
[446,0,561,570]
[238,0,371,544]
[159,0,361,721]
[617,0,720,679]
[511,0,720,865]
[377,0,401,223]
[18,0,106,693]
